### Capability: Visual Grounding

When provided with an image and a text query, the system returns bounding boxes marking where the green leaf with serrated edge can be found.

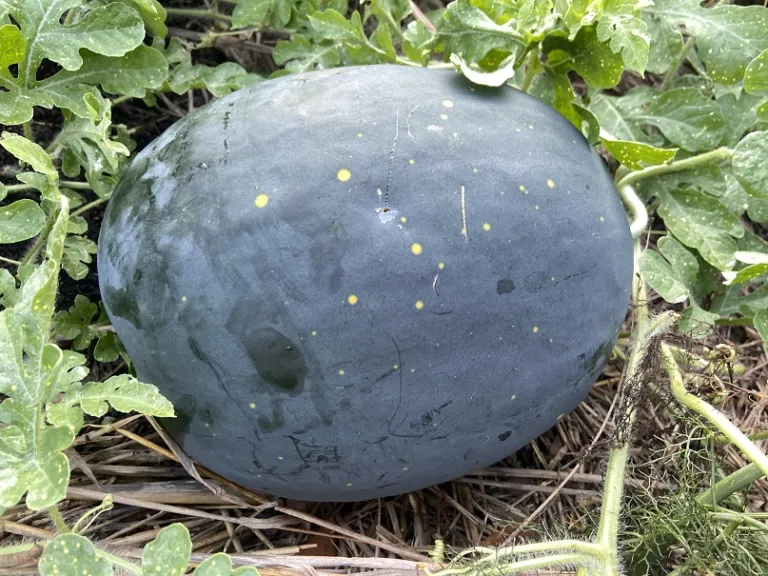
[167,61,262,97]
[94,331,121,363]
[589,88,663,145]
[142,523,192,576]
[745,49,768,96]
[733,131,768,200]
[755,309,768,356]
[679,304,718,339]
[62,234,97,281]
[642,12,682,74]
[633,88,725,152]
[54,295,99,350]
[0,134,56,175]
[193,554,260,575]
[543,26,623,89]
[0,24,24,68]
[39,534,113,576]
[402,20,433,65]
[309,8,363,41]
[0,199,46,244]
[437,0,526,70]
[601,139,677,170]
[646,0,768,85]
[273,36,343,72]
[595,0,650,73]
[40,45,168,98]
[53,374,174,419]
[639,250,689,304]
[657,188,743,271]
[4,0,145,73]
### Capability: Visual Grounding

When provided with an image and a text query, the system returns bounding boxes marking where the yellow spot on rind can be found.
[411,243,423,255]
[415,300,424,310]
[249,402,256,409]
[347,294,359,305]
[482,222,491,232]
[442,100,454,108]
[254,194,269,208]
[547,179,555,188]
[438,262,445,270]
[337,168,352,182]
[532,326,539,333]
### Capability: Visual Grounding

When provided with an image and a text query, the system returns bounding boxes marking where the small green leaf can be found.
[233,0,293,28]
[722,252,768,286]
[62,235,98,281]
[635,88,725,152]
[94,331,121,363]
[601,139,677,170]
[745,49,768,96]
[273,36,342,73]
[193,554,260,575]
[679,304,718,339]
[450,52,516,87]
[717,93,766,148]
[0,199,46,244]
[142,523,192,576]
[0,134,57,175]
[39,534,113,576]
[733,131,768,199]
[755,309,768,355]
[127,0,168,38]
[54,295,99,350]
[642,12,682,74]
[0,24,25,68]
[0,269,18,308]
[595,0,650,73]
[639,250,689,304]
[758,101,768,122]
[62,374,175,418]
[167,62,262,97]
[309,9,363,41]
[544,26,624,89]
[657,188,743,270]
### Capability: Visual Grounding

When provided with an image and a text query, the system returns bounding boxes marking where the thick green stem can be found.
[616,147,734,190]
[48,505,70,534]
[4,181,92,194]
[660,38,694,92]
[165,7,232,23]
[619,184,648,239]
[697,463,764,507]
[520,50,541,93]
[491,554,593,574]
[661,343,768,478]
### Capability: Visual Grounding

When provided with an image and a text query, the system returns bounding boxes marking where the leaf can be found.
[0,24,25,68]
[94,331,121,363]
[722,252,768,286]
[595,0,650,73]
[0,134,57,175]
[679,304,718,339]
[717,93,766,148]
[745,49,768,96]
[142,523,192,576]
[758,101,768,122]
[642,12,682,74]
[0,269,18,308]
[62,234,97,280]
[450,52,516,87]
[0,199,46,244]
[437,0,526,73]
[589,87,664,145]
[167,61,262,97]
[40,45,169,98]
[543,26,624,89]
[634,88,725,152]
[54,295,99,350]
[647,0,768,85]
[657,188,743,271]
[38,534,113,576]
[5,0,145,72]
[126,0,168,38]
[194,554,260,575]
[273,36,342,72]
[732,131,768,200]
[60,374,175,418]
[601,139,677,170]
[638,236,698,304]
[755,309,768,356]
[233,0,294,28]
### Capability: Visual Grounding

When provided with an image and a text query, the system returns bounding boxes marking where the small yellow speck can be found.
[254,193,269,208]
[357,133,363,138]
[400,216,407,223]
[249,402,256,409]
[411,368,415,373]
[337,168,352,182]
[453,132,458,137]
[510,395,517,400]
[532,326,539,333]
[393,364,399,370]
[557,413,565,421]
[181,295,187,302]
[473,167,478,173]
[402,466,409,471]
[409,159,415,165]
[500,190,505,195]
[438,262,445,270]
[411,242,423,255]
[519,185,526,191]
[204,422,210,427]
[347,294,359,305]
[547,179,555,188]
[415,300,424,310]
[311,330,317,336]
[346,482,353,487]
[442,99,454,108]
[461,227,467,236]
[440,114,448,120]
[535,205,540,210]
[339,369,345,375]
[482,222,491,232]
[551,276,556,281]
[600,216,605,222]
[549,338,553,343]
[278,456,284,460]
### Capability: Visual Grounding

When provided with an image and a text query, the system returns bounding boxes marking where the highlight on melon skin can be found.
[96,64,633,504]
